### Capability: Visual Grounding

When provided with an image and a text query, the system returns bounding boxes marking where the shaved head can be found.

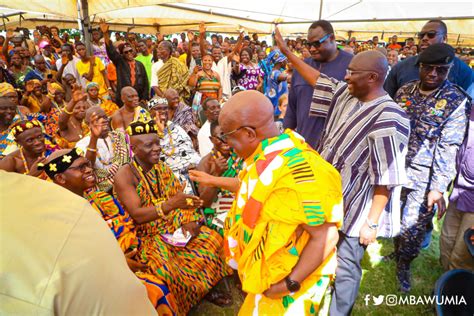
[120,86,139,109]
[345,50,389,101]
[164,88,178,98]
[219,90,279,159]
[219,90,274,129]
[350,50,388,83]
[121,86,137,98]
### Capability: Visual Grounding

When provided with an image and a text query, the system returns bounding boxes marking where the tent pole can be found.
[319,0,324,20]
[456,34,460,46]
[77,0,93,55]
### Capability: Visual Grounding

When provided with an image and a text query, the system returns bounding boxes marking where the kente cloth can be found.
[84,190,178,315]
[132,160,229,315]
[225,130,344,315]
[196,74,220,103]
[44,103,62,138]
[203,150,243,236]
[76,131,130,193]
[0,115,21,158]
[157,57,190,102]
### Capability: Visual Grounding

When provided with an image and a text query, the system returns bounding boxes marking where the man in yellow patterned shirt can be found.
[190,90,344,315]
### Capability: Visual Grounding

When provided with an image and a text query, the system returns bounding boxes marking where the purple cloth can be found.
[450,105,474,212]
[283,49,353,148]
[237,64,264,90]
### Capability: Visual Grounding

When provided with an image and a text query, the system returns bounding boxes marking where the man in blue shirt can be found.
[283,20,353,148]
[384,19,474,98]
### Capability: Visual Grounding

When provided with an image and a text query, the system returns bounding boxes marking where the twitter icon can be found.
[373,295,384,306]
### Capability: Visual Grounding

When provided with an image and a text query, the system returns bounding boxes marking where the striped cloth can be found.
[196,74,221,103]
[313,74,410,238]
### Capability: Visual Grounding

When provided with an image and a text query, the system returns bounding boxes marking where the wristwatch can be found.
[285,276,301,293]
[366,218,379,230]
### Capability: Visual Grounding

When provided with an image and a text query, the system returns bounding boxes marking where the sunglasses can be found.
[419,63,451,75]
[306,33,332,49]
[123,49,133,54]
[417,31,443,40]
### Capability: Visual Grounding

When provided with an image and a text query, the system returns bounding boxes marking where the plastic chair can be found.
[463,228,474,257]
[434,269,474,316]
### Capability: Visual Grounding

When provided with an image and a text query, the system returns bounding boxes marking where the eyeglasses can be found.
[306,33,332,49]
[345,69,375,77]
[419,63,451,75]
[220,126,255,142]
[68,160,93,173]
[417,31,443,40]
[123,49,133,54]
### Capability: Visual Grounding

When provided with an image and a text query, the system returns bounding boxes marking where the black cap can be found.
[417,43,455,65]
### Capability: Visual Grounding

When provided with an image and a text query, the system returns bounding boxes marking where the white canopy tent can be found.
[1,0,473,45]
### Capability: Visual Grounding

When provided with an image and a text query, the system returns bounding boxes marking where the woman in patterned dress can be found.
[232,47,264,91]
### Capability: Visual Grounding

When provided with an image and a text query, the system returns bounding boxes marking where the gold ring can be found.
[186,198,193,206]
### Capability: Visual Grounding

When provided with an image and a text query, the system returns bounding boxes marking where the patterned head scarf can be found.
[11,119,42,140]
[266,49,287,66]
[147,97,168,111]
[126,119,158,136]
[0,83,16,97]
[37,147,83,179]
[86,82,100,92]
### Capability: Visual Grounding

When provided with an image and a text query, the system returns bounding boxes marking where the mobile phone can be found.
[195,58,202,66]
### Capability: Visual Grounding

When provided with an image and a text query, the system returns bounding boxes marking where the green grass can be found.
[353,217,444,316]
[190,218,444,315]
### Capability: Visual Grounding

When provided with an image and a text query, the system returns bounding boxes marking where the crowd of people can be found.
[1,16,473,316]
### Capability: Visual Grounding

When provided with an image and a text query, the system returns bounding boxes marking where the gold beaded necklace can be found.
[20,148,29,174]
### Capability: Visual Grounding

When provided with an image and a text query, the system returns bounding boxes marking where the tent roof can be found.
[1,1,473,43]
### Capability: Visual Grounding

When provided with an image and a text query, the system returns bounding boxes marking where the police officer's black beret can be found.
[416,43,455,65]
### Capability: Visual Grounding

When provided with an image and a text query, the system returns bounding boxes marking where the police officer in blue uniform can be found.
[391,43,471,292]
